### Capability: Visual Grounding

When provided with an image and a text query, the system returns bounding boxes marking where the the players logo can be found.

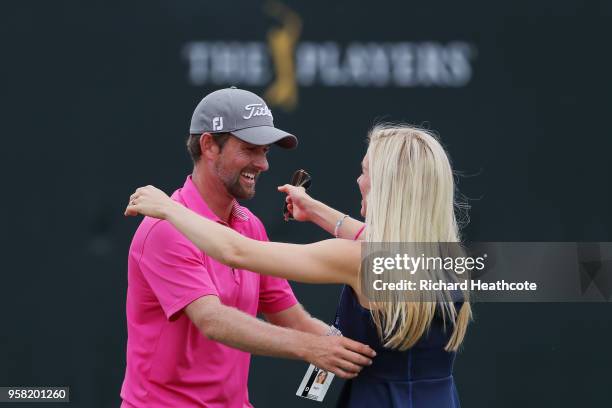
[263,0,301,112]
[182,1,477,112]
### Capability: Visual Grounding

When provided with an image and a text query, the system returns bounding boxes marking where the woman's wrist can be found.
[306,199,327,224]
[308,200,344,235]
[162,199,182,221]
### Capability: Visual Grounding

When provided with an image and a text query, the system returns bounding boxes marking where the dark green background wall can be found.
[1,1,611,406]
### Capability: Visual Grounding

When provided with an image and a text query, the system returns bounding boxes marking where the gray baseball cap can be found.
[190,87,298,149]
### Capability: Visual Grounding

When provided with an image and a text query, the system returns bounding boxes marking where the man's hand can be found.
[186,296,375,379]
[303,335,376,379]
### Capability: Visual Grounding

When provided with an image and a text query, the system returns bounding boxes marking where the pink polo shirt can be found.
[120,176,297,408]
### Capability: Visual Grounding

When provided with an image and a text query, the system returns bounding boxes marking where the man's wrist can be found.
[299,316,332,336]
[292,332,315,362]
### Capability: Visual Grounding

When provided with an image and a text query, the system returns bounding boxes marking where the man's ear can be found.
[200,133,220,160]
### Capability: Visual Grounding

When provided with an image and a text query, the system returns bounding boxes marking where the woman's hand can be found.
[278,184,317,222]
[124,185,177,220]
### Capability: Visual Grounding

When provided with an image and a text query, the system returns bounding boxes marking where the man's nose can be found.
[253,154,269,172]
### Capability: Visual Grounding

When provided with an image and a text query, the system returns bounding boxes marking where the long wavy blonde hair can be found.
[364,124,471,352]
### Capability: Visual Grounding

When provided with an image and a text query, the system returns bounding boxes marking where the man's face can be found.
[214,135,270,200]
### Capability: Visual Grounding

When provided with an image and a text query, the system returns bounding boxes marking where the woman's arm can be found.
[278,184,365,240]
[126,186,360,287]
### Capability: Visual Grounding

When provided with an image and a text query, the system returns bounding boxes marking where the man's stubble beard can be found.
[214,160,255,200]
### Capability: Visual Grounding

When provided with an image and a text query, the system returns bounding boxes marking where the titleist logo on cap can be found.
[243,103,273,120]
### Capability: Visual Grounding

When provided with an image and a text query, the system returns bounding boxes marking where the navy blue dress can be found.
[334,286,461,408]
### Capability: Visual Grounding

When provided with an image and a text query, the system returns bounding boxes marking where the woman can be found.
[125,124,471,407]
[315,370,329,385]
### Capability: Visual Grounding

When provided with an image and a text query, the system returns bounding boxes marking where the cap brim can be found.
[232,126,298,149]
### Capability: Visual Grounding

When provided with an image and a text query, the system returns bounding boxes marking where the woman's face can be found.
[357,154,371,217]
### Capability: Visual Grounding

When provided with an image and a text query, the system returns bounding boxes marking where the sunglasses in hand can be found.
[283,169,312,221]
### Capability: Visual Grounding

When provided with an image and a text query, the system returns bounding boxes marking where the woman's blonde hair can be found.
[364,124,471,352]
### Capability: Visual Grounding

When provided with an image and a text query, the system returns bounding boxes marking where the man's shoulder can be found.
[131,215,197,255]
[134,216,170,238]
[134,190,186,241]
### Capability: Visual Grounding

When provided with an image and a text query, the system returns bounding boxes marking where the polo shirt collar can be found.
[179,176,249,224]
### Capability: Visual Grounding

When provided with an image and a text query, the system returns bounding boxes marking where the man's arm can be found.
[185,296,375,379]
[264,304,330,336]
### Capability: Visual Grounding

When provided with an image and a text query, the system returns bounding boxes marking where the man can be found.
[120,87,375,408]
